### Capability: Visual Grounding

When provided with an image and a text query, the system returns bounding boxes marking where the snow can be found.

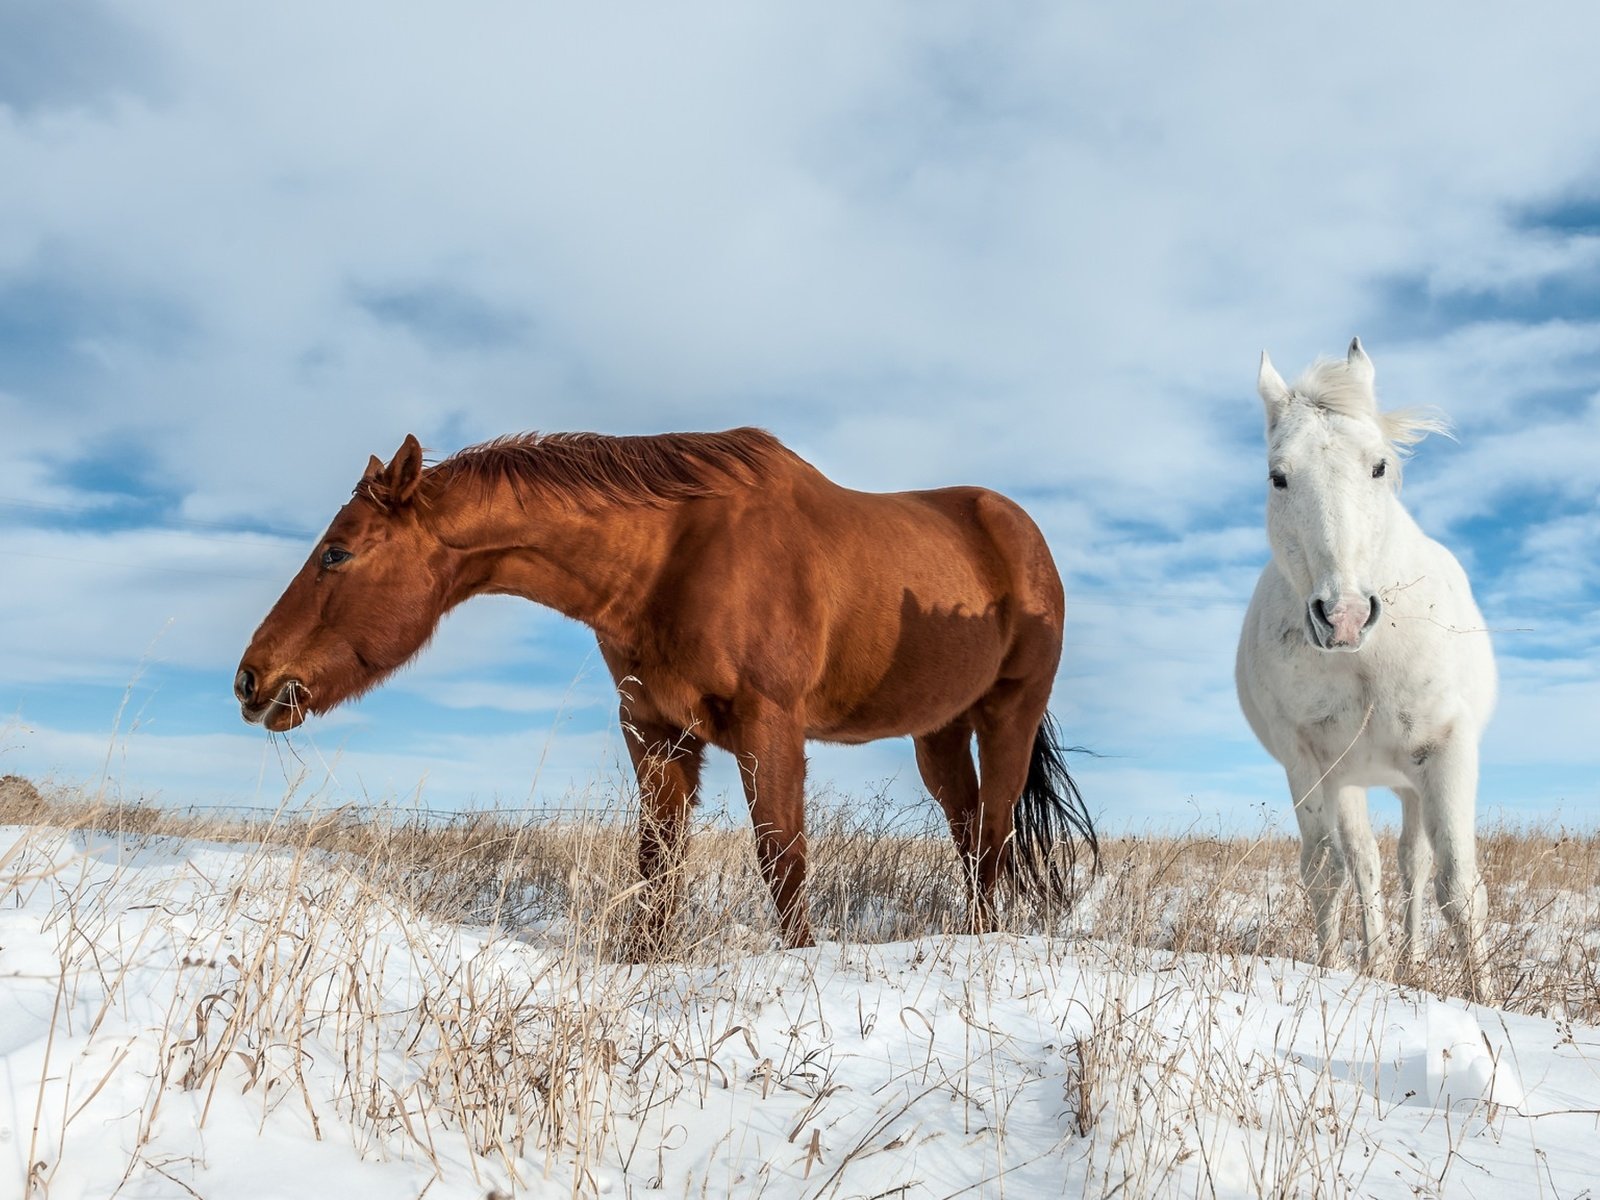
[2,826,1597,1199]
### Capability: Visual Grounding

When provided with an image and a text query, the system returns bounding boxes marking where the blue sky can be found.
[2,1,1598,831]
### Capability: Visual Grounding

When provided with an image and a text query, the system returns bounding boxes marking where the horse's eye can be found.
[1372,459,1387,479]
[1270,471,1288,490]
[321,546,353,569]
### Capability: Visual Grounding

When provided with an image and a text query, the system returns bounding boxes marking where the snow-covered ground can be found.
[3,825,1598,1199]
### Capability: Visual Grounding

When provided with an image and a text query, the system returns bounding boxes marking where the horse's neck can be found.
[446,483,677,637]
[1374,493,1428,573]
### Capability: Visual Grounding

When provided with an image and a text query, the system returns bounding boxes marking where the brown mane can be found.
[409,427,795,509]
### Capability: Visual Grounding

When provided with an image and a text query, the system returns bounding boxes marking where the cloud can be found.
[0,0,166,116]
[2,3,1599,826]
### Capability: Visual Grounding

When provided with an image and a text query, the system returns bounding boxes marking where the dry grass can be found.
[6,776,1597,1021]
[4,775,1598,1197]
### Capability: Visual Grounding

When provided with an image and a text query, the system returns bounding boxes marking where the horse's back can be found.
[681,469,1064,740]
[874,483,1061,603]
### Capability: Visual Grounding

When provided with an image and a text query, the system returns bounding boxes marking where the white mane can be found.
[1288,356,1453,460]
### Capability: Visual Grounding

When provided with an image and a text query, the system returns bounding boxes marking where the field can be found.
[3,777,1598,1199]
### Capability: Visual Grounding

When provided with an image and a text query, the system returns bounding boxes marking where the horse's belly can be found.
[808,719,907,746]
[1335,750,1416,791]
[806,640,1005,743]
[807,678,989,743]
[807,702,969,744]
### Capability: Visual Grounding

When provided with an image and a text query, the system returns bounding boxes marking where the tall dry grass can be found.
[4,774,1597,1197]
[5,775,1597,1021]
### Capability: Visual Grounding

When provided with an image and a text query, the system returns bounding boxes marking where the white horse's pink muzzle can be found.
[1308,594,1381,651]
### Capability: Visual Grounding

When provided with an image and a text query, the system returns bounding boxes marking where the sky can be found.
[2,1,1598,832]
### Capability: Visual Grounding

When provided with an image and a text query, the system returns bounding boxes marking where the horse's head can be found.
[1256,338,1414,653]
[235,435,456,730]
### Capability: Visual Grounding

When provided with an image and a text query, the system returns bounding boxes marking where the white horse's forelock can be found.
[1287,356,1453,468]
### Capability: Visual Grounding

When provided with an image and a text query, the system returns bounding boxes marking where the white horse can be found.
[1236,338,1496,983]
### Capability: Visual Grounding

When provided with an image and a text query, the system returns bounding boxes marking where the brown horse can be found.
[235,429,1095,951]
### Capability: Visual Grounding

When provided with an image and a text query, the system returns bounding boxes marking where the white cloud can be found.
[0,525,302,684]
[3,2,1599,826]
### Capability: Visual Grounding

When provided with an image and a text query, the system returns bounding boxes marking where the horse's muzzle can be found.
[1306,594,1381,651]
[236,670,307,729]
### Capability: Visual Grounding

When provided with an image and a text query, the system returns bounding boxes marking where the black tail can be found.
[1008,713,1098,902]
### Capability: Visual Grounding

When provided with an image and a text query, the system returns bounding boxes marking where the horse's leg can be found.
[969,682,1047,933]
[913,718,981,928]
[1417,737,1488,996]
[1395,785,1432,967]
[731,704,815,949]
[621,717,705,959]
[1286,762,1347,967]
[1335,785,1385,971]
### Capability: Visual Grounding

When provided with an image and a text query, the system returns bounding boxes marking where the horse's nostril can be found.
[1310,599,1329,627]
[235,668,256,703]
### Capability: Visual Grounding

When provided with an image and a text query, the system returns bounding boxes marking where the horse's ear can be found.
[1258,351,1291,431]
[1346,336,1375,387]
[363,454,385,482]
[380,434,425,505]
